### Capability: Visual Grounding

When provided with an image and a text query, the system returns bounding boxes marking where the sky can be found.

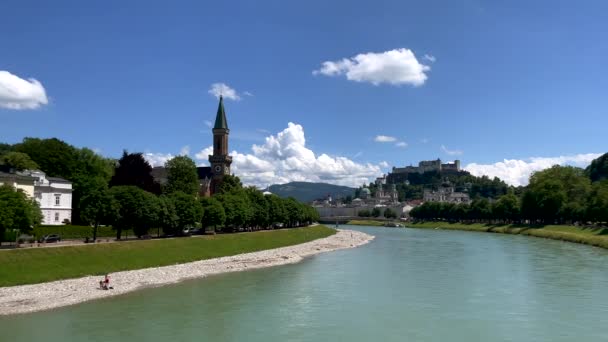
[1,0,607,188]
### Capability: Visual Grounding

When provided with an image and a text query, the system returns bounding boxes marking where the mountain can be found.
[267,182,356,203]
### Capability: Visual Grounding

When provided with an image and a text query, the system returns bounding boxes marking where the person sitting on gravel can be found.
[99,274,110,290]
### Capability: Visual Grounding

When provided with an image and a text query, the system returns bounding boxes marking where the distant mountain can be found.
[267,182,356,203]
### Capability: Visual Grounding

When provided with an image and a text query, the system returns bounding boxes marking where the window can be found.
[55,194,61,206]
[55,212,59,222]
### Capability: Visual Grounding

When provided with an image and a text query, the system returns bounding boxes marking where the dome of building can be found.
[360,187,371,199]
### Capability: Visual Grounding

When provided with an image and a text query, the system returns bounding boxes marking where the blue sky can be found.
[1,0,607,187]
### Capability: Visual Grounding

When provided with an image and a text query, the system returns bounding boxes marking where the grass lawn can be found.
[408,222,608,249]
[0,225,336,287]
[346,220,387,226]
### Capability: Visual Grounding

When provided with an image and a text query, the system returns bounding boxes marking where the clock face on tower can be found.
[214,165,221,173]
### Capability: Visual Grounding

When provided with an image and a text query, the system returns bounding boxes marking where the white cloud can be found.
[194,146,214,165]
[379,161,390,168]
[423,54,436,63]
[204,120,212,128]
[465,153,602,186]
[374,135,397,142]
[313,48,430,86]
[143,152,175,167]
[208,83,241,101]
[243,91,254,97]
[395,141,408,148]
[0,70,49,110]
[441,145,463,156]
[194,123,384,187]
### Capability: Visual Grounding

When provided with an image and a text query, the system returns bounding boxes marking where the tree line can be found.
[410,160,608,225]
[0,138,319,241]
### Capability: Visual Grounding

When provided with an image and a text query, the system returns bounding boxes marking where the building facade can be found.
[208,95,232,195]
[0,171,35,198]
[27,171,73,225]
[422,186,470,204]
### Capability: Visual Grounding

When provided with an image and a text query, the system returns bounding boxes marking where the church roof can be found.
[214,96,229,130]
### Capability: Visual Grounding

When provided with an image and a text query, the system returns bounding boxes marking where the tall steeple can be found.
[214,95,229,130]
[209,95,233,195]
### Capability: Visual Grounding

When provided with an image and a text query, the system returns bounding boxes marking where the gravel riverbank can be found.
[0,229,373,316]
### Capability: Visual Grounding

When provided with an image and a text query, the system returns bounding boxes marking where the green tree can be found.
[110,151,161,194]
[13,138,77,178]
[587,181,608,223]
[384,207,397,219]
[165,156,199,195]
[358,209,371,217]
[0,152,39,171]
[245,187,269,229]
[109,186,158,239]
[200,197,226,231]
[157,195,178,236]
[217,174,243,194]
[218,194,252,230]
[283,197,304,227]
[79,187,119,241]
[265,194,287,227]
[491,193,520,223]
[585,153,608,183]
[0,185,42,240]
[170,191,203,233]
[371,207,381,218]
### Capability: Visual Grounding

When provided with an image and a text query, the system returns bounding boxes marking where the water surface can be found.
[2,226,608,341]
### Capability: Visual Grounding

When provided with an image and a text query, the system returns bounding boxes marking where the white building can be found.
[423,187,470,204]
[0,171,36,198]
[26,171,73,225]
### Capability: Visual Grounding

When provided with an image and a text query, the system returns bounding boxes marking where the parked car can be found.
[39,234,61,243]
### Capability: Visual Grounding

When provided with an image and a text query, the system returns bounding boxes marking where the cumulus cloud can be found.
[0,70,49,110]
[441,145,463,156]
[313,48,430,86]
[208,83,241,101]
[194,123,384,187]
[374,135,397,142]
[194,146,213,164]
[143,152,175,167]
[465,153,602,186]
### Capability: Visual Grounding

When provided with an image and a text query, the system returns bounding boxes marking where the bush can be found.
[33,225,123,240]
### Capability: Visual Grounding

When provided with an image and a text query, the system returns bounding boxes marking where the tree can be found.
[109,186,158,239]
[217,174,243,194]
[170,191,203,233]
[265,194,286,227]
[218,194,252,230]
[371,207,381,218]
[0,152,39,171]
[0,185,42,240]
[157,195,178,236]
[13,138,77,178]
[110,151,161,194]
[201,197,225,231]
[79,188,119,241]
[283,197,304,227]
[587,181,608,223]
[245,187,269,229]
[384,207,397,219]
[358,209,371,217]
[165,156,199,195]
[491,193,520,223]
[586,153,608,183]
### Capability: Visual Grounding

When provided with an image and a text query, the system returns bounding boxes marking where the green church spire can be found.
[213,95,229,130]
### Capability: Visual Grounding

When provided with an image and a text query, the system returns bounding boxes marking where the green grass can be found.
[408,222,608,249]
[0,225,336,287]
[346,220,387,226]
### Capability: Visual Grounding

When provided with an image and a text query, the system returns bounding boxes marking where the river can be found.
[2,225,608,341]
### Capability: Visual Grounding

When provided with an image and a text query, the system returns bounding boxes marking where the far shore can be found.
[0,229,373,316]
[346,220,608,249]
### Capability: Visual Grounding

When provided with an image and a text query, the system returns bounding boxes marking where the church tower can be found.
[208,96,232,194]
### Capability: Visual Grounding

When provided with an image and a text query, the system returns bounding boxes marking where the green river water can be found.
[2,225,608,341]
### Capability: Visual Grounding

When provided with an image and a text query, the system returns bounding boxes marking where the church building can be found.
[151,96,233,196]
[198,96,233,197]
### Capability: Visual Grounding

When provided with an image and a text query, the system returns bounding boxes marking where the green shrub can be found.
[32,225,124,240]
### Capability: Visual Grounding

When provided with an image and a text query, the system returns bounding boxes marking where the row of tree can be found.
[1,138,319,241]
[410,163,608,225]
[357,207,398,219]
